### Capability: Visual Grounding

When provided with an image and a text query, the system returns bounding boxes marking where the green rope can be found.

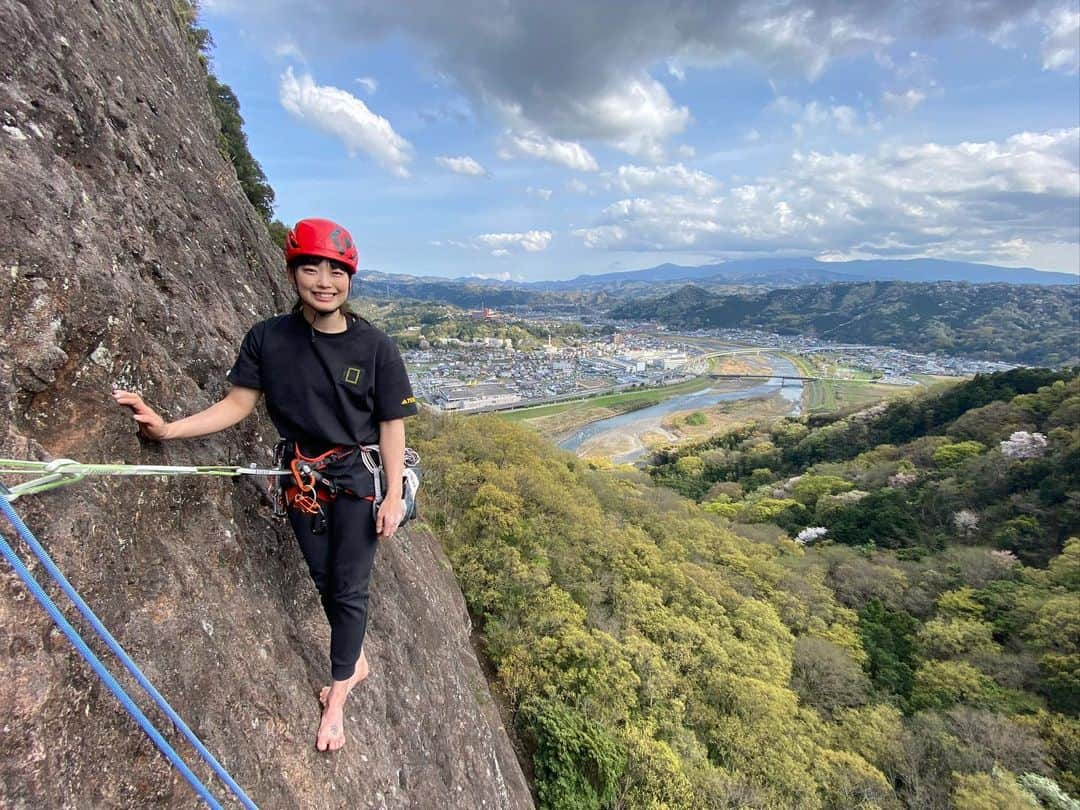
[0,458,289,502]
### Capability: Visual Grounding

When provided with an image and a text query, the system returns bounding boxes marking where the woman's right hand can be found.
[112,389,171,441]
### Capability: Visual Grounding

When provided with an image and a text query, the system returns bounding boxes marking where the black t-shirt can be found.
[227,312,418,494]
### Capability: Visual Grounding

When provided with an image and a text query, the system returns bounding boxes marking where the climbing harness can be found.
[275,443,422,534]
[281,443,363,535]
[0,491,259,810]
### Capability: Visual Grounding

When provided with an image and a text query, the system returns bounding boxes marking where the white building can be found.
[437,383,521,412]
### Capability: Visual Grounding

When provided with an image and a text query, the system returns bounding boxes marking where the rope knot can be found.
[43,459,81,476]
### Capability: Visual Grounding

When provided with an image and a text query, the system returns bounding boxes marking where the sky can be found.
[199,0,1080,281]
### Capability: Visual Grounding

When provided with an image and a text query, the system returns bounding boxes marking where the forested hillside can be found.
[609,282,1080,365]
[412,368,1080,808]
[651,368,1078,565]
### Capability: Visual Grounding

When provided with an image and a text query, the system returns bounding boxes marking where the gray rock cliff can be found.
[0,1,533,807]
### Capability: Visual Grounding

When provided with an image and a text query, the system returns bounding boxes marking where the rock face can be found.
[0,2,533,808]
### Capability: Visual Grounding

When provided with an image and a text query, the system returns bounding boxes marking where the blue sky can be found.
[201,0,1079,281]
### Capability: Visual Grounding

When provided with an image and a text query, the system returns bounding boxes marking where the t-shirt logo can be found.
[401,396,416,406]
[344,367,364,385]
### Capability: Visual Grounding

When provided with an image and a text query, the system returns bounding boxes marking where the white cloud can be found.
[566,178,590,194]
[468,271,514,281]
[226,1,1069,165]
[275,41,305,61]
[572,77,690,160]
[882,88,927,112]
[774,97,865,136]
[830,105,859,134]
[355,76,378,94]
[526,187,554,200]
[498,131,599,172]
[1041,6,1080,73]
[574,128,1080,266]
[768,95,803,117]
[607,163,719,195]
[475,230,553,255]
[279,68,412,177]
[436,155,487,175]
[678,144,697,158]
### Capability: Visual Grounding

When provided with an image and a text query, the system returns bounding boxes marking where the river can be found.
[558,355,804,463]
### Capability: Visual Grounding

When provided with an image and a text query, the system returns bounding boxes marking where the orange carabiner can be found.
[288,458,322,514]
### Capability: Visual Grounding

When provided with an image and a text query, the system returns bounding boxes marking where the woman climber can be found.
[113,218,418,753]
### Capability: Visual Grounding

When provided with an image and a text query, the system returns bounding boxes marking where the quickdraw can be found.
[361,445,421,524]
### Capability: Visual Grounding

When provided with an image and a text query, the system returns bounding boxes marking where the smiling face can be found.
[289,257,352,317]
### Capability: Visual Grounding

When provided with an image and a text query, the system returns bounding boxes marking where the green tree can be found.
[739,497,804,525]
[790,474,855,508]
[918,618,1000,660]
[831,704,905,775]
[933,440,988,468]
[952,769,1039,810]
[790,636,871,715]
[206,75,276,221]
[910,660,995,711]
[829,488,917,548]
[814,749,898,810]
[858,599,918,699]
[1027,593,1080,713]
[520,697,625,810]
[617,728,696,809]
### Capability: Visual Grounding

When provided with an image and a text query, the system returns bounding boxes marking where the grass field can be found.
[499,376,717,439]
[777,352,914,413]
[803,379,910,412]
[501,376,714,420]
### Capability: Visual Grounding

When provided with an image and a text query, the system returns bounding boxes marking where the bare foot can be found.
[315,649,370,752]
[316,702,346,752]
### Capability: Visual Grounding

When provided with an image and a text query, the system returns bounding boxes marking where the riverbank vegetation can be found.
[661,392,794,443]
[500,375,717,440]
[414,365,1079,808]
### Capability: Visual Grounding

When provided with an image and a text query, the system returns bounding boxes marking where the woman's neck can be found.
[302,305,348,334]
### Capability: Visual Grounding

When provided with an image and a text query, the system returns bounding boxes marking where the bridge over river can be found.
[708,373,815,384]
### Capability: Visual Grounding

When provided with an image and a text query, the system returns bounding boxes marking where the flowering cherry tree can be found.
[1000,431,1048,459]
[795,527,828,546]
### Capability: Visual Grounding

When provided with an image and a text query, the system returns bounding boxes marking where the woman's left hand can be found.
[376,495,405,539]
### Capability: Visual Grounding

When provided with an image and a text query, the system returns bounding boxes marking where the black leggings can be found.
[288,495,378,681]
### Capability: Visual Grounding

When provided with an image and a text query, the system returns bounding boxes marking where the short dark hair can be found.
[286,254,352,275]
[287,256,357,318]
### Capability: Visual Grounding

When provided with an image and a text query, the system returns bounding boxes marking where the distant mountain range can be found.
[609,280,1080,366]
[526,257,1077,290]
[354,260,1078,364]
[358,257,1075,304]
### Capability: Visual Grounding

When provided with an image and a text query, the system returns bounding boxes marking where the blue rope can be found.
[0,529,222,808]
[0,495,259,809]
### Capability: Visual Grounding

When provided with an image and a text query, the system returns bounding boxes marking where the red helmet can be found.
[284,218,359,274]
